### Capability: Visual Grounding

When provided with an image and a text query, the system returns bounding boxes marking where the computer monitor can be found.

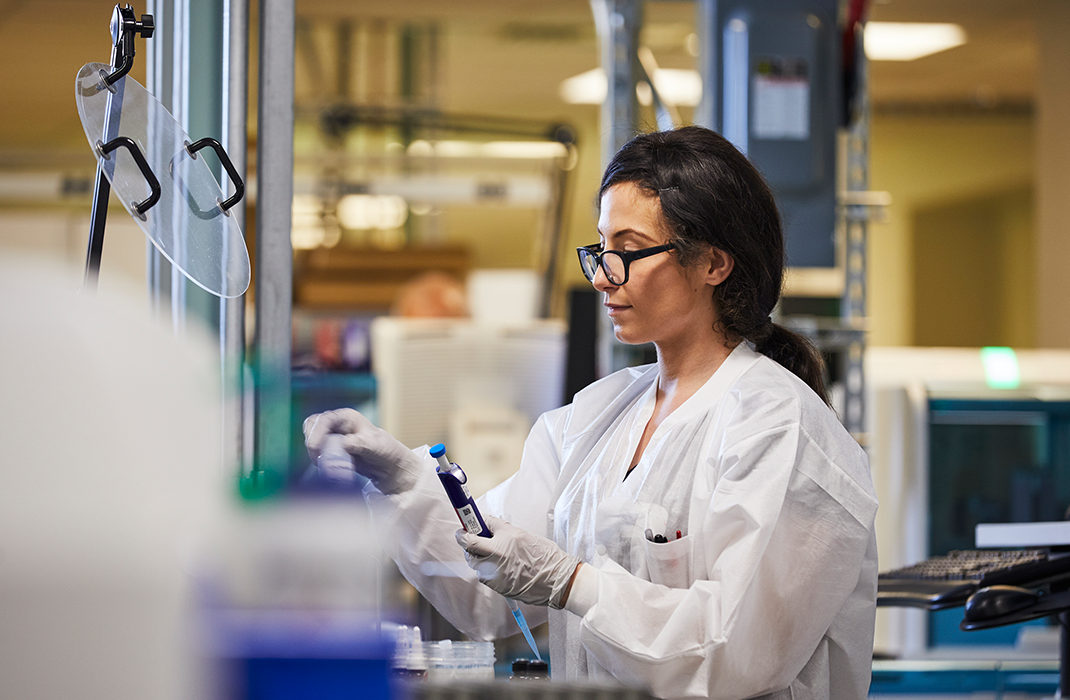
[370,317,567,495]
[868,347,1070,657]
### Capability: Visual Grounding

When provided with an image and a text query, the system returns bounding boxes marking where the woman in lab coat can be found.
[305,125,878,700]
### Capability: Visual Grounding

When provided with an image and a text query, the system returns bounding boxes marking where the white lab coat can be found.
[368,342,878,700]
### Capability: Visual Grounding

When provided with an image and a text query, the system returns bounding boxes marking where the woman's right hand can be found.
[303,408,423,495]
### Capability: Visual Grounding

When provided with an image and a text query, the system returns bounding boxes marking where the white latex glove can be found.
[303,408,423,495]
[456,514,582,609]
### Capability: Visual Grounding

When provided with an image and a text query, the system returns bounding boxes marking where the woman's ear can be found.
[705,247,734,286]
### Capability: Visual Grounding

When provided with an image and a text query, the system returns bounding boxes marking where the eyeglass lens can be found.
[581,250,626,285]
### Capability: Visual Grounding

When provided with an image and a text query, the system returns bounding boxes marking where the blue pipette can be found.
[432,443,542,662]
[507,599,541,663]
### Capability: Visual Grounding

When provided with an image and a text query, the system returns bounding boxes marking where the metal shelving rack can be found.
[838,58,873,441]
[834,11,890,441]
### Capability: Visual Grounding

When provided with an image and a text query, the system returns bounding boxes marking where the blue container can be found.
[243,657,391,700]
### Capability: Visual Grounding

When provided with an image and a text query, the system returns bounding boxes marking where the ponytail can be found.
[712,275,830,406]
[752,324,829,405]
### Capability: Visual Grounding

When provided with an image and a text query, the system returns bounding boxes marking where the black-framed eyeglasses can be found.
[576,242,676,285]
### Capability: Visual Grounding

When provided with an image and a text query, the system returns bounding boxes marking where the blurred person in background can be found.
[391,271,468,318]
[305,126,878,700]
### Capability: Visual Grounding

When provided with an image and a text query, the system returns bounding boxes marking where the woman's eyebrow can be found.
[600,227,658,246]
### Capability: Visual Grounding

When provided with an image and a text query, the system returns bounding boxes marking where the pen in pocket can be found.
[645,528,668,543]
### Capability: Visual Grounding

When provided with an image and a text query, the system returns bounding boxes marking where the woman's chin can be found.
[612,325,646,346]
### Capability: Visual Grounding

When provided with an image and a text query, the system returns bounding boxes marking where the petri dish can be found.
[75,62,251,298]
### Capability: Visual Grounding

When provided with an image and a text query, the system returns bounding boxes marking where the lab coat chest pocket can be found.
[642,533,694,589]
[593,496,694,587]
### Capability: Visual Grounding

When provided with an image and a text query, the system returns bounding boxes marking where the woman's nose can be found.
[590,263,617,291]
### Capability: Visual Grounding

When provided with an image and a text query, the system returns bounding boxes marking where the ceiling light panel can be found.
[864,21,967,61]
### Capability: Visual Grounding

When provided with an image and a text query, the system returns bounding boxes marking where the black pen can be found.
[645,528,668,543]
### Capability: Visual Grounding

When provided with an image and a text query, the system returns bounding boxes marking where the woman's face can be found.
[593,182,726,348]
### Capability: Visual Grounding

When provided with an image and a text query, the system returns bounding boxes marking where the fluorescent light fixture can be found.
[636,80,653,106]
[481,141,569,159]
[406,140,567,159]
[560,67,702,106]
[560,68,605,104]
[981,346,1020,390]
[652,69,703,106]
[431,141,568,159]
[337,194,408,231]
[864,21,966,61]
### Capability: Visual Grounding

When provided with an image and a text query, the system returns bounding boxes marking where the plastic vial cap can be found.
[406,628,427,671]
[430,443,446,459]
[394,624,410,652]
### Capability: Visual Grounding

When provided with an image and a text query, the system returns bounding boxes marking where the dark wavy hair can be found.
[599,126,828,404]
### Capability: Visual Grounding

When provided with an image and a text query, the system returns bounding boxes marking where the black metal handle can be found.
[186,137,245,213]
[97,136,161,217]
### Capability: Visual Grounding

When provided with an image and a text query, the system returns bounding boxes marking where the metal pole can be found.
[145,0,174,314]
[84,166,112,292]
[84,10,127,292]
[170,0,190,336]
[255,0,295,476]
[590,0,641,378]
[591,0,641,170]
[221,0,249,478]
[694,0,718,131]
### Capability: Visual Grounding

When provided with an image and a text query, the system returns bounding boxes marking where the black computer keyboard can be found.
[877,549,1070,610]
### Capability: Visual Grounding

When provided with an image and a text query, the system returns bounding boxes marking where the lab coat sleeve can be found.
[365,408,569,641]
[565,422,877,700]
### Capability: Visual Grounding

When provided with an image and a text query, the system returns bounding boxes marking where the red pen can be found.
[676,530,682,540]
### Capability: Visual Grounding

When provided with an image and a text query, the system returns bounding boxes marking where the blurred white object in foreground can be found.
[0,254,225,700]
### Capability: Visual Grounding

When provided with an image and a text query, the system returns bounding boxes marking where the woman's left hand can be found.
[456,515,582,609]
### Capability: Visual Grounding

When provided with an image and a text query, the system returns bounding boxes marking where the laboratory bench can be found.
[870,657,1059,698]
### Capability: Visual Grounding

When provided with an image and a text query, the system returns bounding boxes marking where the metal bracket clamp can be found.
[101,5,155,87]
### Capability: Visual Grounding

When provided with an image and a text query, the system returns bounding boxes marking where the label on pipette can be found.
[456,503,484,536]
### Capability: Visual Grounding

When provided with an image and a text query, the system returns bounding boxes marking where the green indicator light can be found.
[981,346,1020,389]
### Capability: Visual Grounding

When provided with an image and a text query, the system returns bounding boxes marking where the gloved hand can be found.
[303,408,423,495]
[456,514,582,609]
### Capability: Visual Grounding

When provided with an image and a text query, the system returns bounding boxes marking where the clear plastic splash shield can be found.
[75,62,250,298]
